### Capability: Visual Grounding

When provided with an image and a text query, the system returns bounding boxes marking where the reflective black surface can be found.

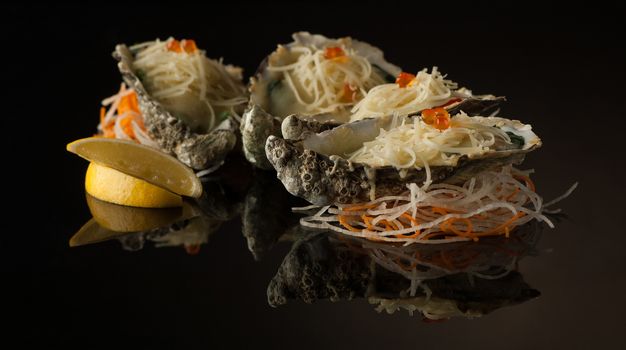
[7,3,626,349]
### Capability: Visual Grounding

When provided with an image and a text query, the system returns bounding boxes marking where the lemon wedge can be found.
[85,162,182,208]
[67,137,202,198]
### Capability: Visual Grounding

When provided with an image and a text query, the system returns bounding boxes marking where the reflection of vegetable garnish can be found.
[421,108,451,130]
[395,72,416,88]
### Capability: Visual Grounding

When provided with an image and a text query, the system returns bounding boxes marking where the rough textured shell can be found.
[114,44,237,170]
[266,115,541,205]
[242,32,401,169]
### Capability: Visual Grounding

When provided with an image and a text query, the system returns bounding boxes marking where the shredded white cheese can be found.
[267,42,387,115]
[350,67,467,122]
[348,112,512,169]
[131,38,247,131]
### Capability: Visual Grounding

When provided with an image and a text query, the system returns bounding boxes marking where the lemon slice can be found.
[85,162,183,208]
[67,137,202,198]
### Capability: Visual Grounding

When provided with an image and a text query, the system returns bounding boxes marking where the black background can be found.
[3,3,626,349]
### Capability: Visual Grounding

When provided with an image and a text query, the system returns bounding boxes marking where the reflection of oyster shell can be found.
[266,114,541,205]
[267,233,372,306]
[242,32,401,169]
[268,225,542,319]
[114,45,238,170]
[241,169,306,260]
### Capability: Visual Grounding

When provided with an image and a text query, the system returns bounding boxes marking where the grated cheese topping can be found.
[348,112,513,169]
[266,41,388,115]
[350,67,468,121]
[130,38,247,132]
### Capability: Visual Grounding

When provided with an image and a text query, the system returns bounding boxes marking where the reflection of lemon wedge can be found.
[85,194,183,232]
[85,162,182,208]
[67,137,202,198]
[70,196,203,247]
[69,218,130,247]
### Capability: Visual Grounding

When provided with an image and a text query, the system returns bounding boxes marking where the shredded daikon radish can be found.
[350,67,466,121]
[131,38,247,130]
[348,112,513,169]
[267,42,387,115]
[301,166,557,245]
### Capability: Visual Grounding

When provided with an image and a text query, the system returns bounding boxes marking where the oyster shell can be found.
[281,95,506,141]
[114,44,240,170]
[242,32,401,169]
[266,114,541,205]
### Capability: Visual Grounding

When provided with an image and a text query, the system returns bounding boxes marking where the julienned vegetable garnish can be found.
[98,83,157,147]
[299,165,577,244]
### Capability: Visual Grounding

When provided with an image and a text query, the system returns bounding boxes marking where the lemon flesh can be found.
[85,162,182,208]
[67,137,202,198]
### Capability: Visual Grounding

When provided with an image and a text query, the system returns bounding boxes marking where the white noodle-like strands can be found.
[300,166,571,245]
[267,42,387,115]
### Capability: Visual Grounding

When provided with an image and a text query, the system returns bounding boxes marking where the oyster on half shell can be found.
[241,32,401,169]
[114,42,246,170]
[266,114,541,205]
[281,94,506,141]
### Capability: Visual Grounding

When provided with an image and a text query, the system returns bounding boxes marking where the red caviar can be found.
[395,72,416,88]
[421,107,451,130]
[167,39,198,53]
[324,46,348,62]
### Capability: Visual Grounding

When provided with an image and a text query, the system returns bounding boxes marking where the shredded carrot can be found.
[514,175,536,192]
[343,204,377,212]
[476,212,525,237]
[98,89,148,142]
[331,173,534,243]
[362,215,374,230]
[338,215,361,232]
